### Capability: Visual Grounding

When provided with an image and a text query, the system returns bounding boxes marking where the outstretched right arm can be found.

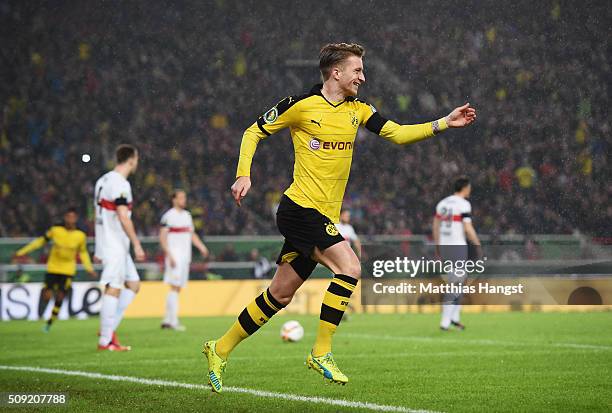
[361,102,476,145]
[14,228,52,258]
[232,96,299,206]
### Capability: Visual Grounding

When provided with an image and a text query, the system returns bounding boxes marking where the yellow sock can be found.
[216,289,284,359]
[312,274,357,357]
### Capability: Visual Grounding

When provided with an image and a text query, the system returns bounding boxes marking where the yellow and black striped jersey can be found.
[237,84,448,222]
[15,226,93,276]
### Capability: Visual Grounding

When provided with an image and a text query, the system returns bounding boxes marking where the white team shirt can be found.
[435,195,472,245]
[160,208,194,262]
[94,171,133,258]
[336,222,358,244]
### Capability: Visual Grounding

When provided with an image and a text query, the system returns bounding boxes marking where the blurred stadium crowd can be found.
[1,1,610,238]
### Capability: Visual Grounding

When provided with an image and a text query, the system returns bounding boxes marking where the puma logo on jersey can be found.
[310,119,321,127]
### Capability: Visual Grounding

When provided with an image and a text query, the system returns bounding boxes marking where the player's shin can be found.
[451,304,462,323]
[440,304,453,329]
[312,274,357,357]
[215,288,285,359]
[99,294,119,346]
[113,288,136,331]
[38,289,51,318]
[48,299,63,326]
[164,290,179,326]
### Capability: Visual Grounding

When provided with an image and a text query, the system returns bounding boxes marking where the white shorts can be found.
[163,258,190,288]
[99,252,140,289]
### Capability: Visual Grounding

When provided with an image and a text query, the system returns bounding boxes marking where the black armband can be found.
[365,112,388,135]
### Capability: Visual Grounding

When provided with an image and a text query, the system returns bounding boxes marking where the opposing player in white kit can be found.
[159,190,209,331]
[336,209,362,259]
[433,177,481,331]
[94,144,145,351]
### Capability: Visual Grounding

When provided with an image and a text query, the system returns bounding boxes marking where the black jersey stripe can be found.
[256,118,271,136]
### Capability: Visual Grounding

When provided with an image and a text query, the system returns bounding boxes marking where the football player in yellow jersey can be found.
[202,43,477,391]
[14,207,95,332]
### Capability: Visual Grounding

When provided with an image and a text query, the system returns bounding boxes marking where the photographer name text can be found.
[372,282,525,296]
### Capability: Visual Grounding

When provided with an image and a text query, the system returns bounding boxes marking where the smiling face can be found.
[336,55,365,97]
[319,43,365,98]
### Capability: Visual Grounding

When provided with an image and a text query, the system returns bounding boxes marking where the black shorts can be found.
[275,195,344,280]
[44,273,72,292]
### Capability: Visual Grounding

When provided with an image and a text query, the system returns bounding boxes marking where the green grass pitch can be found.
[1,312,611,412]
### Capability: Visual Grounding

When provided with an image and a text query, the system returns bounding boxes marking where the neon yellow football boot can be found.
[306,352,348,384]
[202,340,226,393]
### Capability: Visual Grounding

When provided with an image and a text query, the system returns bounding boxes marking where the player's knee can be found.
[341,260,361,280]
[105,286,121,297]
[126,281,140,293]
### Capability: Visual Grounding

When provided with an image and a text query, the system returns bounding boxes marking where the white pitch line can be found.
[259,330,612,351]
[342,333,612,351]
[0,365,440,413]
[551,342,612,350]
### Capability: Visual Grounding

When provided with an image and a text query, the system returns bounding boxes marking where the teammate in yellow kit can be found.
[202,43,477,391]
[14,207,95,331]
